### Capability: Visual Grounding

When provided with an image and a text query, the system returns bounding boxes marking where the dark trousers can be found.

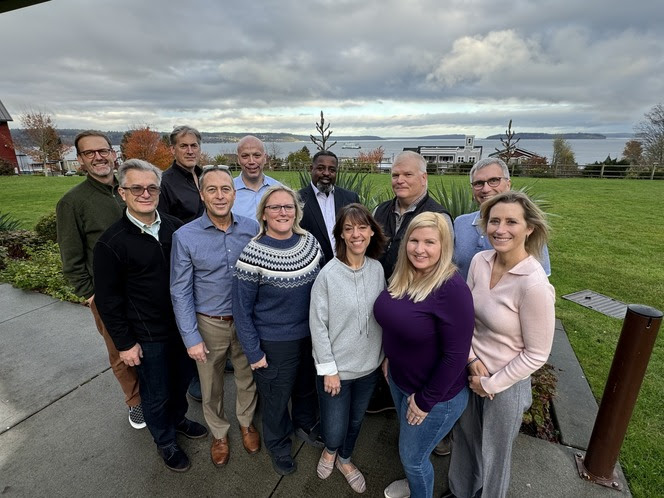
[135,338,195,447]
[317,369,379,460]
[253,337,319,457]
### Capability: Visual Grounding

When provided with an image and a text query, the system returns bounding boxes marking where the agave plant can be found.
[0,212,22,232]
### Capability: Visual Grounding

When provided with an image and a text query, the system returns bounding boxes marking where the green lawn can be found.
[1,174,662,497]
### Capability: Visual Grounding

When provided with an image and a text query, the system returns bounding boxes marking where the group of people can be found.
[56,127,555,498]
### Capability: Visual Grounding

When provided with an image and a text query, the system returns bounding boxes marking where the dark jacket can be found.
[158,161,204,223]
[56,175,125,299]
[93,212,183,351]
[298,184,360,265]
[374,193,450,279]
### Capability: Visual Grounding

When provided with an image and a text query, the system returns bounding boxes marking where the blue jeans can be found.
[252,337,319,457]
[135,339,195,447]
[389,372,469,498]
[317,369,379,461]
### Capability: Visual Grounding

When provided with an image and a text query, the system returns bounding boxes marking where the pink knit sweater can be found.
[468,250,555,395]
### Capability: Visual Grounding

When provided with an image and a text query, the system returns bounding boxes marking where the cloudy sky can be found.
[1,0,662,137]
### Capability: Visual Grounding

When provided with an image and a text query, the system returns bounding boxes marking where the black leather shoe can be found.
[158,443,191,472]
[272,454,297,475]
[176,418,208,439]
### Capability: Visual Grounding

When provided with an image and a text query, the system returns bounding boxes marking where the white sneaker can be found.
[128,404,147,429]
[384,478,410,498]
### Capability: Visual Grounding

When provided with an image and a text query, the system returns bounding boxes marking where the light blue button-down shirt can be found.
[231,174,281,220]
[170,211,259,348]
[453,210,551,280]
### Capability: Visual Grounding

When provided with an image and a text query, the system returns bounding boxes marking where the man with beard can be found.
[299,150,360,265]
[56,131,144,430]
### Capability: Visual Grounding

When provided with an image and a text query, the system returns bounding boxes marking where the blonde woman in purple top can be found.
[375,212,475,498]
[448,191,555,498]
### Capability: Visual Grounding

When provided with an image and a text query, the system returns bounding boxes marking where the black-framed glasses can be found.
[121,185,161,196]
[471,177,505,190]
[78,148,113,159]
[265,204,296,213]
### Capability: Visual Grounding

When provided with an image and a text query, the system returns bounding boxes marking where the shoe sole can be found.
[187,392,203,403]
[177,429,209,439]
[244,446,260,455]
[272,460,297,476]
[432,449,451,456]
[165,462,191,472]
[212,457,229,467]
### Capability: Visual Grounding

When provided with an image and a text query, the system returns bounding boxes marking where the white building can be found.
[404,136,483,171]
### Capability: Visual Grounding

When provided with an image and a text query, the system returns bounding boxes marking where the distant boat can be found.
[342,142,361,149]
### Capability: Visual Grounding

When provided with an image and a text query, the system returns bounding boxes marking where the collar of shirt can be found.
[200,210,236,232]
[126,210,161,240]
[393,190,427,215]
[234,173,270,190]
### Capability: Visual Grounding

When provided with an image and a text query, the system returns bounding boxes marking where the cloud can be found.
[0,0,662,135]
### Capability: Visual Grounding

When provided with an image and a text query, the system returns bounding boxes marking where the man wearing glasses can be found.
[232,135,280,220]
[170,166,260,468]
[453,157,551,280]
[94,159,207,472]
[56,131,144,430]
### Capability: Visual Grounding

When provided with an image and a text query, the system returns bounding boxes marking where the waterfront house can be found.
[403,135,482,172]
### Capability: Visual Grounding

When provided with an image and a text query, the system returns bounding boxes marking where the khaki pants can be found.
[196,314,257,439]
[90,299,140,407]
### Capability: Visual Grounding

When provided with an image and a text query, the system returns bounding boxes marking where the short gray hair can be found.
[199,165,234,190]
[469,157,510,182]
[392,151,426,173]
[118,159,162,186]
[170,125,201,146]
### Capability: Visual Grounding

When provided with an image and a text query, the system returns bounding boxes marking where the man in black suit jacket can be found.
[299,150,360,265]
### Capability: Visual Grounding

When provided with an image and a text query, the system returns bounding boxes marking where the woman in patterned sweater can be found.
[232,185,323,476]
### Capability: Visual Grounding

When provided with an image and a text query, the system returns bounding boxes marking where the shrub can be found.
[521,363,559,442]
[0,159,15,176]
[0,241,83,302]
[0,229,44,259]
[35,211,58,242]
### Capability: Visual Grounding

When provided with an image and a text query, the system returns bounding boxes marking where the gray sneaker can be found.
[384,478,410,498]
[128,404,147,429]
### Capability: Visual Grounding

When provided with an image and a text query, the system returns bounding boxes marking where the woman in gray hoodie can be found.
[309,203,387,494]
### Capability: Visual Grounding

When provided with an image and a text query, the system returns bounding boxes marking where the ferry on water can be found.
[342,142,361,149]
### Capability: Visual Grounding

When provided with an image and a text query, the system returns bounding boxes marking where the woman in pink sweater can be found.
[448,191,555,498]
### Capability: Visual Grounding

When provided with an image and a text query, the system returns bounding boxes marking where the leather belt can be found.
[198,312,233,322]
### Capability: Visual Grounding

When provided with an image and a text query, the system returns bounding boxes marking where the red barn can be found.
[0,100,19,169]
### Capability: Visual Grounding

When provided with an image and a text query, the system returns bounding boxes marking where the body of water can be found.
[202,138,633,166]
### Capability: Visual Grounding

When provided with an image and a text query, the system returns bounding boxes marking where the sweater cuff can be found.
[315,361,338,377]
[414,392,433,413]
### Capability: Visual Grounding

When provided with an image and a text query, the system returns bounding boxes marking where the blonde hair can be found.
[479,191,549,259]
[387,212,456,303]
[255,185,306,238]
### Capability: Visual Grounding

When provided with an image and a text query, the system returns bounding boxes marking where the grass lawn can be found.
[1,174,662,496]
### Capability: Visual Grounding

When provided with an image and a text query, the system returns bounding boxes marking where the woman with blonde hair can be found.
[233,185,323,476]
[448,190,555,498]
[375,212,475,498]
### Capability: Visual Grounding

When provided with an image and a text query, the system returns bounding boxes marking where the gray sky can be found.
[1,0,661,136]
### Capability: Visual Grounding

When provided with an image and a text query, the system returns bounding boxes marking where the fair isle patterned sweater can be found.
[232,232,322,364]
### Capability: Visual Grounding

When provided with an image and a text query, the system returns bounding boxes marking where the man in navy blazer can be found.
[298,150,360,265]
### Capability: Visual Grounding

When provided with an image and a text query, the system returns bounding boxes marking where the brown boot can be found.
[211,437,230,466]
[239,424,261,454]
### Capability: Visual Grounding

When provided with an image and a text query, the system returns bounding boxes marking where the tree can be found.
[15,111,71,167]
[266,141,283,170]
[495,119,521,175]
[635,103,664,166]
[551,137,576,168]
[356,146,385,172]
[622,140,644,165]
[121,126,172,169]
[310,111,337,151]
[285,146,311,170]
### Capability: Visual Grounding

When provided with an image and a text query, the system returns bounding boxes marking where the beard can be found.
[316,181,333,194]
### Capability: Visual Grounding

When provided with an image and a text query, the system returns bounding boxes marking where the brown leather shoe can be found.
[211,437,230,466]
[239,424,261,454]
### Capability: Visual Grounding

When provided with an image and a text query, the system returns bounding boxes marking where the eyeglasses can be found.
[265,204,296,213]
[78,148,113,159]
[121,185,161,196]
[471,177,505,190]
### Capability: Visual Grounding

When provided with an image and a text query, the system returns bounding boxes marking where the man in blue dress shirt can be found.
[454,157,551,280]
[231,135,280,219]
[171,166,260,468]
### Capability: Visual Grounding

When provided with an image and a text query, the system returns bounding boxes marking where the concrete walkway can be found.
[0,283,630,497]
